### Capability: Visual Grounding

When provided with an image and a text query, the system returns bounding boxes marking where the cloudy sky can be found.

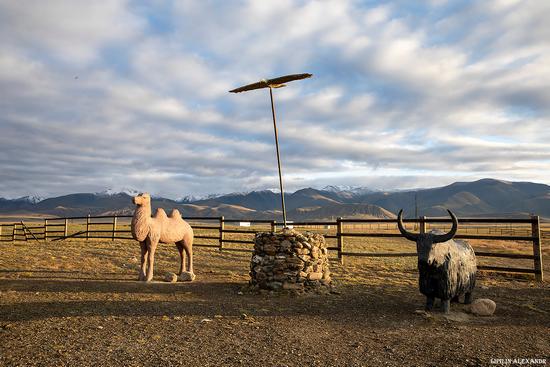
[1,0,549,199]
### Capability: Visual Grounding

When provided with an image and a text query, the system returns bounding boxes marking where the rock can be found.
[443,312,471,322]
[283,282,304,290]
[470,298,496,316]
[307,272,323,281]
[179,271,196,282]
[269,281,283,290]
[164,272,178,283]
[280,240,292,248]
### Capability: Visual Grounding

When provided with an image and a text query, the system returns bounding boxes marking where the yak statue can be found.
[397,209,476,313]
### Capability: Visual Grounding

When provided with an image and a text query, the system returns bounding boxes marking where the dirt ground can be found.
[0,239,549,367]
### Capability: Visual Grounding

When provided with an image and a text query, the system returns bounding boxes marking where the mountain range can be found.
[1,179,549,220]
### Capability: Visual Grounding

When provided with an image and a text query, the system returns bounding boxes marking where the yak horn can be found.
[397,209,419,242]
[432,210,458,243]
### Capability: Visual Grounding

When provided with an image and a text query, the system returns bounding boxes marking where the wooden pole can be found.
[44,219,48,241]
[219,216,224,251]
[21,221,41,243]
[112,215,117,241]
[86,214,90,240]
[420,216,427,234]
[22,221,28,241]
[271,220,276,233]
[64,218,69,239]
[269,87,287,227]
[531,215,543,282]
[11,223,15,242]
[337,217,344,265]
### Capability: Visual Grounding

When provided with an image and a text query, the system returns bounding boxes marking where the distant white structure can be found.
[239,222,251,227]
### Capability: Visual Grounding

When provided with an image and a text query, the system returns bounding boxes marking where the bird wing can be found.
[229,73,312,93]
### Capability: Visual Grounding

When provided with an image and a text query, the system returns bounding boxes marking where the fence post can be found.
[112,215,117,241]
[420,216,427,234]
[44,219,48,241]
[22,221,28,241]
[271,220,276,233]
[0,224,2,240]
[64,218,68,238]
[337,217,344,265]
[219,216,224,251]
[86,214,90,240]
[11,224,15,242]
[531,215,543,282]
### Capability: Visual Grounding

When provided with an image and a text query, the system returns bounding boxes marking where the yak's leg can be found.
[138,241,147,281]
[425,297,434,311]
[442,299,451,314]
[464,292,473,304]
[176,242,185,275]
[451,295,460,303]
[145,238,158,282]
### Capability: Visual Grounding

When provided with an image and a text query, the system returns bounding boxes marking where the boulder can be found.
[164,272,178,283]
[470,298,496,316]
[179,271,196,282]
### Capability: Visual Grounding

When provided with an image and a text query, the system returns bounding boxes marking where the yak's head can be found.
[397,209,458,266]
[132,192,151,206]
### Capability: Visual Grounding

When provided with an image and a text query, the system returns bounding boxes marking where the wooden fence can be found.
[0,214,545,282]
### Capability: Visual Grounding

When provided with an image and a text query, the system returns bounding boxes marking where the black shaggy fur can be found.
[417,235,477,312]
[398,210,477,313]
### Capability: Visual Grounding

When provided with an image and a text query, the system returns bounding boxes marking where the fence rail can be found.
[0,214,545,281]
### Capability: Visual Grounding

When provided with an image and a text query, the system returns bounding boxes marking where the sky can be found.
[1,0,549,200]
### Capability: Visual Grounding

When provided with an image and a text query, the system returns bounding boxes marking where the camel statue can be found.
[131,193,194,282]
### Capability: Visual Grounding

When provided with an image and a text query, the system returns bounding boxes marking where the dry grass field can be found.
[0,229,549,367]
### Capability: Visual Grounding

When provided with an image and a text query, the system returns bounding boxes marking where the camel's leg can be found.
[184,241,193,275]
[176,242,185,275]
[145,238,158,282]
[139,241,147,281]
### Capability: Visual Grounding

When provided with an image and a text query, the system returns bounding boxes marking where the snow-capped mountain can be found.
[322,185,376,197]
[176,193,225,203]
[98,188,141,197]
[14,195,44,204]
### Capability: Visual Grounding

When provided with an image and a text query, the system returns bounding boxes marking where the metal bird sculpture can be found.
[229,73,313,228]
[229,73,312,93]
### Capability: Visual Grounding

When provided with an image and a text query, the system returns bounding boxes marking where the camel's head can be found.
[132,193,151,206]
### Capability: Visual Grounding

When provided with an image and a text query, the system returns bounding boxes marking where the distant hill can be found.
[356,179,550,218]
[289,203,396,221]
[0,179,549,220]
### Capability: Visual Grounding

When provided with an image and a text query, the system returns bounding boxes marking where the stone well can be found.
[249,229,331,292]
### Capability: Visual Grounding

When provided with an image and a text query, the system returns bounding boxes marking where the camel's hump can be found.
[154,208,168,218]
[169,209,181,218]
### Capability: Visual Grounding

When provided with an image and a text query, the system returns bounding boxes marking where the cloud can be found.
[0,1,143,65]
[0,0,549,199]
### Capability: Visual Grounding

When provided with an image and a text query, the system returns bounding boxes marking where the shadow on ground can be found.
[1,278,549,330]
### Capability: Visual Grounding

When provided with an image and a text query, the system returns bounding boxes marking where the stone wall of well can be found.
[250,229,331,292]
